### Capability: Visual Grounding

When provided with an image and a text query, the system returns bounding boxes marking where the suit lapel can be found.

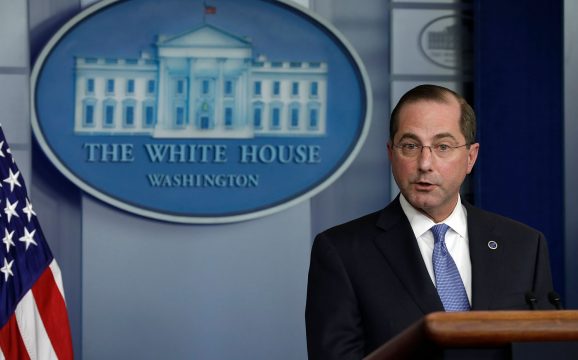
[465,202,505,310]
[373,199,444,314]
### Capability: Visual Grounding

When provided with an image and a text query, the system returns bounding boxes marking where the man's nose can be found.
[417,145,434,170]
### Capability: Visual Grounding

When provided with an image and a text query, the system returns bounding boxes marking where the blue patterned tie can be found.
[431,224,470,311]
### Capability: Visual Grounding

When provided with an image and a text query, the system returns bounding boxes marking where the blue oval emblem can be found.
[31,0,371,223]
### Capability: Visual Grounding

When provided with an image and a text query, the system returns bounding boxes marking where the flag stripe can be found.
[32,265,73,360]
[49,261,65,300]
[0,314,31,360]
[15,290,49,360]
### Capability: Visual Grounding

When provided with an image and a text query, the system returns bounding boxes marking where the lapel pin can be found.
[488,240,498,250]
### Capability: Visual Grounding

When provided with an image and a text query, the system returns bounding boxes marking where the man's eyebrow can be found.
[396,132,459,143]
[396,133,420,142]
[433,132,459,141]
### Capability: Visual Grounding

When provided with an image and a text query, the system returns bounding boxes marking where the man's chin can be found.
[406,195,437,210]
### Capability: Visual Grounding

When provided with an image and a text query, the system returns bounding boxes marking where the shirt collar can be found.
[399,193,468,239]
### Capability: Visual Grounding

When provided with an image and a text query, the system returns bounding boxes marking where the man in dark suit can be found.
[305,84,554,359]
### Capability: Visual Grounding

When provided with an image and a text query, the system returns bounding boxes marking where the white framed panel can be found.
[0,74,30,144]
[0,0,28,67]
[393,1,462,3]
[391,8,472,76]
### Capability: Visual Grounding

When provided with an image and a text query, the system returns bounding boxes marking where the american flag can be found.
[204,2,216,15]
[0,125,73,359]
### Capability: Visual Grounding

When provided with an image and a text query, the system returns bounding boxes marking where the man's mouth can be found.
[414,181,436,191]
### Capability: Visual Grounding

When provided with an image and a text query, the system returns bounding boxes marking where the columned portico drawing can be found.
[74,24,327,139]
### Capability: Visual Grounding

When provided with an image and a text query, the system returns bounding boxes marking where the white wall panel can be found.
[0,0,29,67]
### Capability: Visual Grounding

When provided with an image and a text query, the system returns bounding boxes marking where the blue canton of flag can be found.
[0,125,73,360]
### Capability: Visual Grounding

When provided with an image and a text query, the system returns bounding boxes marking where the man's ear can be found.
[387,142,394,161]
[466,143,480,174]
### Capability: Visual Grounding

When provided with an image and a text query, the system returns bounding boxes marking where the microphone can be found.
[525,292,537,310]
[548,291,563,310]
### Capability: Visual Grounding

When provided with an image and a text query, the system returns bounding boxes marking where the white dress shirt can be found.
[399,194,472,305]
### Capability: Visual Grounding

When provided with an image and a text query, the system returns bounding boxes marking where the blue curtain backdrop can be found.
[474,0,564,297]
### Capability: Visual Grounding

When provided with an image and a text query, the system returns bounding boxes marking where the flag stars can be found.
[6,147,13,163]
[4,199,19,223]
[22,198,37,222]
[0,141,4,157]
[2,228,15,253]
[1,258,14,282]
[19,227,38,250]
[3,168,21,192]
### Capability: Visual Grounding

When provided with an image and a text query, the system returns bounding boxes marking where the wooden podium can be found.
[364,310,578,360]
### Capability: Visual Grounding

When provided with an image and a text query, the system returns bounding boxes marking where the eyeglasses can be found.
[393,142,470,158]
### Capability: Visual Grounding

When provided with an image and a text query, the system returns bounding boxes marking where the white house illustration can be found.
[73,24,328,138]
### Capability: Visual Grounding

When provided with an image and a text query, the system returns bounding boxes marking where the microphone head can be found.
[548,291,563,309]
[525,292,537,302]
[548,291,560,302]
[525,292,537,310]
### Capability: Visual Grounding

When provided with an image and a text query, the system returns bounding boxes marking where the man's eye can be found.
[402,143,419,150]
[437,144,451,152]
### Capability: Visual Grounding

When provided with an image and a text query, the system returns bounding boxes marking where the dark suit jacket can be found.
[305,197,554,359]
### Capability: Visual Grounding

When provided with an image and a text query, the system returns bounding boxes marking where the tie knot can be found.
[431,224,450,244]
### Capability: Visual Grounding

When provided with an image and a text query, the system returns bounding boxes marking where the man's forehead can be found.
[397,98,460,124]
[394,98,463,140]
[399,95,458,113]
